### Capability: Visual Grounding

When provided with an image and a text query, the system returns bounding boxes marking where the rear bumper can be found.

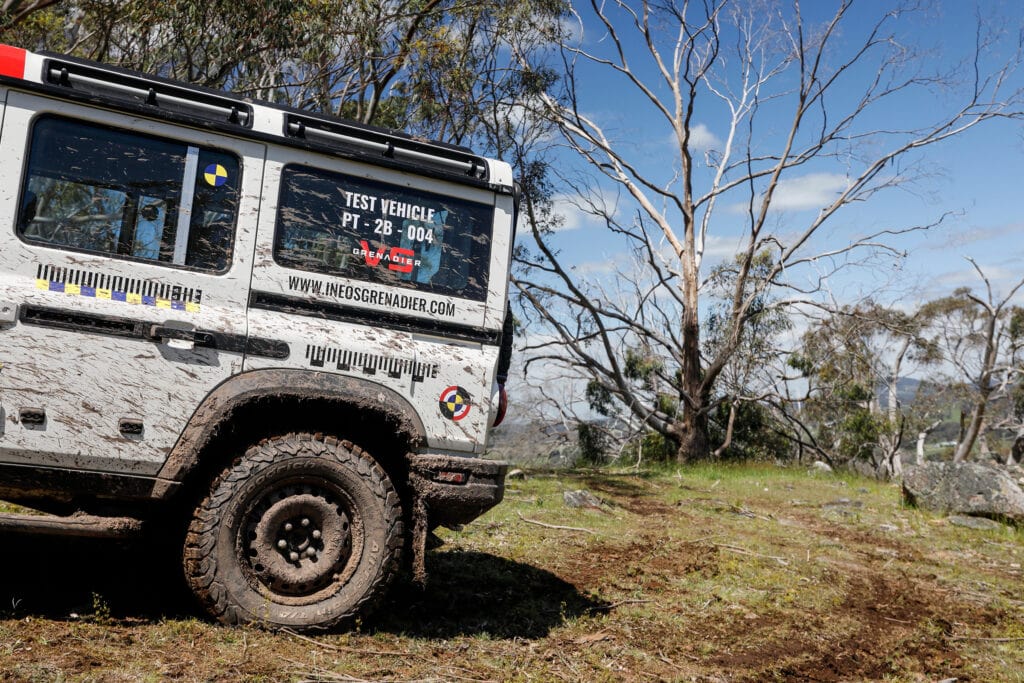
[408,453,507,528]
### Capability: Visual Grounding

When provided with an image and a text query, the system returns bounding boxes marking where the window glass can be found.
[274,165,493,301]
[17,116,240,272]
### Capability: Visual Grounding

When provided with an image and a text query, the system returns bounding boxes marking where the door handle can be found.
[150,325,215,350]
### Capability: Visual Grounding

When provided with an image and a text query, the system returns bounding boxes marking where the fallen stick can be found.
[517,512,596,535]
[713,543,790,566]
[281,629,414,657]
[947,636,1024,642]
[608,598,653,607]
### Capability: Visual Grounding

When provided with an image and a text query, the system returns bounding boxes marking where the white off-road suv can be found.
[0,44,514,630]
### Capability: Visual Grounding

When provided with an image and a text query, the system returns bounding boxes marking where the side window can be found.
[17,116,240,273]
[274,165,493,301]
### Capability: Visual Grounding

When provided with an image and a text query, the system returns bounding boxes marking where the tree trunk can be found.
[676,275,710,461]
[676,407,710,463]
[979,433,991,458]
[1009,433,1024,467]
[916,420,941,465]
[954,404,989,463]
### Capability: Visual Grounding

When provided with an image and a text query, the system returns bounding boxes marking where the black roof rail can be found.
[42,57,253,128]
[285,113,488,182]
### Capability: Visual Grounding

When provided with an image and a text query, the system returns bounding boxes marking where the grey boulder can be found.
[902,462,1024,524]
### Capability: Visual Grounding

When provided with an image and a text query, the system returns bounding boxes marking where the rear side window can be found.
[17,116,240,273]
[274,165,493,301]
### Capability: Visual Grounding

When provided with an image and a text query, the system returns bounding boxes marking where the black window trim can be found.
[14,111,244,276]
[271,161,495,302]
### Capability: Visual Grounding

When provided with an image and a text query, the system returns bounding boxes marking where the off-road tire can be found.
[183,433,403,631]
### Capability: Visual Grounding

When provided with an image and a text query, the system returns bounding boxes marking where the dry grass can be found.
[1,463,1022,682]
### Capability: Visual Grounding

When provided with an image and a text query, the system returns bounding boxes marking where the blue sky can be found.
[527,0,1024,310]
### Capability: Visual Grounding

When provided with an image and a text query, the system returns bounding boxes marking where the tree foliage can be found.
[2,0,568,149]
[922,262,1024,463]
[512,0,1023,462]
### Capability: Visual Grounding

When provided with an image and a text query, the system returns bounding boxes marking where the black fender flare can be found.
[153,369,426,496]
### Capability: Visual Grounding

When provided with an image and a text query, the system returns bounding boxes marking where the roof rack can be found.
[43,58,253,128]
[285,113,488,181]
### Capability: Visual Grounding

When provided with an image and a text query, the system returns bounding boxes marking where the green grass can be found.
[1,464,1022,681]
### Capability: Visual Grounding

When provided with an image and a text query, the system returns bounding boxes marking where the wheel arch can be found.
[155,369,426,503]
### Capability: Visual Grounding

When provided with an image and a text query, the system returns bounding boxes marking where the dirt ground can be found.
[1,465,1021,682]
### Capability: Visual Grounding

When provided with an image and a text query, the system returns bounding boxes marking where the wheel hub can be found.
[247,489,352,596]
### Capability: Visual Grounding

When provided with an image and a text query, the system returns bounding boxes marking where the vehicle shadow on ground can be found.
[0,535,605,639]
[0,533,196,622]
[371,549,608,639]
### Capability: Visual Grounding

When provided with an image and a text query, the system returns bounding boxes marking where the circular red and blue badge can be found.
[439,385,471,421]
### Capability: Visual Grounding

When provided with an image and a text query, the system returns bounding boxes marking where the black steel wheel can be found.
[184,434,403,630]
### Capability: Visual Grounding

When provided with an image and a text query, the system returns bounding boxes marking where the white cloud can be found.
[558,14,585,45]
[934,264,1019,288]
[661,124,721,154]
[549,192,617,232]
[768,173,850,212]
[689,123,722,152]
[501,98,552,141]
[700,233,744,261]
[937,221,1024,250]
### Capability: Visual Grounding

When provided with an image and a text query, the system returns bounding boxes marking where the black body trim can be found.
[249,291,499,345]
[19,304,289,359]
[0,461,161,502]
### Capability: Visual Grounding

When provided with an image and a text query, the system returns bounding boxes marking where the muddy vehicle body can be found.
[0,44,513,630]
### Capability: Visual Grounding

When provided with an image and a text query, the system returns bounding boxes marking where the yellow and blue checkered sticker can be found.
[204,163,228,187]
[439,385,471,421]
[36,278,200,313]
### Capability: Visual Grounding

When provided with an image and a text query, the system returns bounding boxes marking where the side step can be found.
[0,511,144,538]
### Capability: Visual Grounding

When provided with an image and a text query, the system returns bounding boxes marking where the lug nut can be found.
[305,547,317,557]
[284,522,293,532]
[312,530,321,540]
[277,539,287,549]
[289,551,299,562]
[301,518,310,527]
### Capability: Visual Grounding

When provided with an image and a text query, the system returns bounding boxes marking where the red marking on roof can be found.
[0,44,26,79]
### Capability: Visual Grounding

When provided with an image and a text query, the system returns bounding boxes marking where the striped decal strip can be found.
[35,264,202,313]
[305,344,438,382]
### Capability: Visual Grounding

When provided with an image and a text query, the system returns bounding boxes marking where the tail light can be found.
[492,384,508,427]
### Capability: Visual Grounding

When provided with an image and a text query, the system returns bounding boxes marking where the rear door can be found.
[244,145,514,453]
[0,91,263,476]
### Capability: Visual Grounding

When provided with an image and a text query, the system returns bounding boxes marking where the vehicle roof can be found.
[0,43,515,193]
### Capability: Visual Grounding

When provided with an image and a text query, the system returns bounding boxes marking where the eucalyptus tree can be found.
[2,0,568,148]
[923,261,1024,463]
[512,0,1024,461]
[788,302,939,475]
[0,0,60,33]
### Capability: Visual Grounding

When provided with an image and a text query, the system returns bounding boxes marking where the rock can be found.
[563,489,603,509]
[902,462,1024,524]
[822,498,863,509]
[507,468,526,480]
[811,461,833,473]
[948,515,1005,531]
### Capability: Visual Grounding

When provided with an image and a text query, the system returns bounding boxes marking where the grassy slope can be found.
[0,464,1021,682]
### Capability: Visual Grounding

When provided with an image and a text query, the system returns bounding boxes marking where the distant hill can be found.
[877,376,923,409]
